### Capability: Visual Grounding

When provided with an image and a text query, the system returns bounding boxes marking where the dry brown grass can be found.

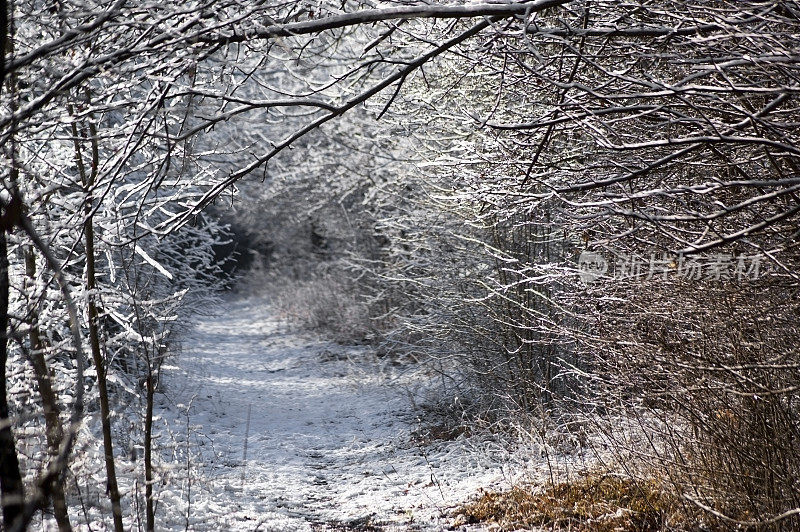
[454,474,690,531]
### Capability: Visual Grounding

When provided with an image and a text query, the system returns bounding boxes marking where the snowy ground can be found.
[156,295,545,531]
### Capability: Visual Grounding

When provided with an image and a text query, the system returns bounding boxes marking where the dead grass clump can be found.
[455,474,684,531]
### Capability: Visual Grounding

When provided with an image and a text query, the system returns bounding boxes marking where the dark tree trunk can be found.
[0,5,26,527]
[70,97,124,532]
[144,364,154,532]
[0,230,25,529]
[25,249,72,531]
[86,206,125,532]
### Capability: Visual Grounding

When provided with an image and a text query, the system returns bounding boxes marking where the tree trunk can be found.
[25,249,72,531]
[144,363,154,532]
[86,215,125,532]
[0,2,24,526]
[0,230,25,529]
[68,95,124,532]
[79,141,125,532]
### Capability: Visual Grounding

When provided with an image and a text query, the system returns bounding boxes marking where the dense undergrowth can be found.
[222,5,800,525]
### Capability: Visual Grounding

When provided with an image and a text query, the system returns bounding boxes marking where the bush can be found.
[255,265,377,345]
[587,277,800,529]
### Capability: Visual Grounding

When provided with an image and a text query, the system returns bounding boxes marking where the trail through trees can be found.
[161,295,514,531]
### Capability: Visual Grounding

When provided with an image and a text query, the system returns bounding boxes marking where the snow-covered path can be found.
[160,296,512,531]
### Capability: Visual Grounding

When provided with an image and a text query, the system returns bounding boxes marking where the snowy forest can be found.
[1,0,799,530]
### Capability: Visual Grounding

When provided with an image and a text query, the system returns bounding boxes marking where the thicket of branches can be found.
[231,1,800,528]
[1,0,798,529]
